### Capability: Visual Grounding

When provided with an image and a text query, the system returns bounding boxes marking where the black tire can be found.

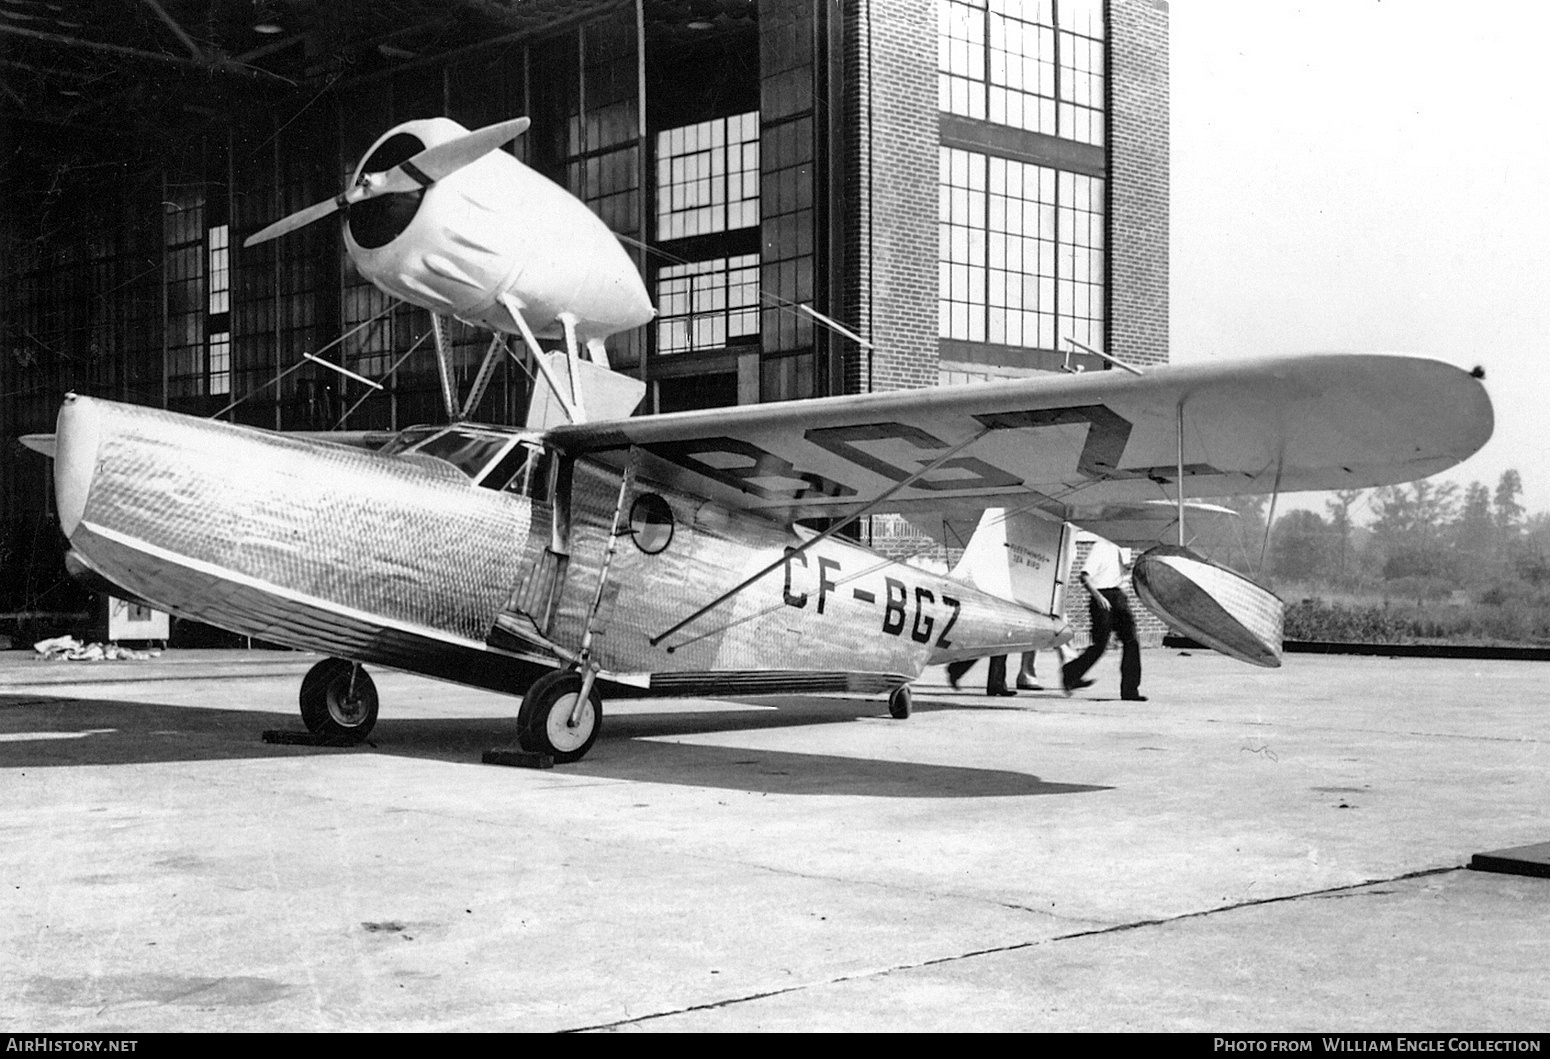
[517,670,602,764]
[888,684,913,720]
[299,658,379,743]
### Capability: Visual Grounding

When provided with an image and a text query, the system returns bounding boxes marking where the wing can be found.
[547,354,1492,523]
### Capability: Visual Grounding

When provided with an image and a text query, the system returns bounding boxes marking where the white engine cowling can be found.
[343,118,653,343]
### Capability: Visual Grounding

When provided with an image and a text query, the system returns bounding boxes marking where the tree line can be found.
[1206,470,1547,602]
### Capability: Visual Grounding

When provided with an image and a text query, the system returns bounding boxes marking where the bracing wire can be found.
[209,299,397,419]
[331,329,432,429]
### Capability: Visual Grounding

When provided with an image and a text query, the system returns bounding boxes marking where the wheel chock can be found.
[1469,841,1550,879]
[262,729,366,748]
[482,748,554,769]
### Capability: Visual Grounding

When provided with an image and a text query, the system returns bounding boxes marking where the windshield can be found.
[413,430,513,479]
[377,426,441,456]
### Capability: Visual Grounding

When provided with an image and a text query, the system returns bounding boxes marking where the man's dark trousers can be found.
[1063,588,1141,697]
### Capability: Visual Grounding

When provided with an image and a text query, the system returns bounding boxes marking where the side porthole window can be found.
[629,493,674,555]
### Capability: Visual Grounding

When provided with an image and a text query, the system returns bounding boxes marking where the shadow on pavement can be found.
[0,691,1112,799]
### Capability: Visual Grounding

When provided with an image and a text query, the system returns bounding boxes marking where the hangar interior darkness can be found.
[0,0,838,617]
[0,0,1167,635]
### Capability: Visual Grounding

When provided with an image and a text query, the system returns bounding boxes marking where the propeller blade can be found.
[243,194,346,248]
[241,117,530,248]
[372,116,531,194]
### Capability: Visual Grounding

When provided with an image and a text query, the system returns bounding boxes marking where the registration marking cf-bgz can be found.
[782,547,961,647]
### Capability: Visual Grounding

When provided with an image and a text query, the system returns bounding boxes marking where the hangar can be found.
[0,0,1169,624]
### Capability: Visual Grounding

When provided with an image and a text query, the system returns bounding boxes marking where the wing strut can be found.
[498,292,582,424]
[1258,446,1287,571]
[649,426,994,651]
[1176,400,1186,547]
[430,314,460,421]
[460,335,506,419]
[572,454,638,716]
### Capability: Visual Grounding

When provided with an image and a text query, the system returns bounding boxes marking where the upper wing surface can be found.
[545,354,1493,522]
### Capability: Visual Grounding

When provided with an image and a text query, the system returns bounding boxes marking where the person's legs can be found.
[946,658,976,689]
[986,654,1012,695]
[1016,651,1041,690]
[1109,591,1144,699]
[1063,596,1113,688]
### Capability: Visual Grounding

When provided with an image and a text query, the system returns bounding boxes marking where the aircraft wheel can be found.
[299,658,379,743]
[888,684,913,720]
[517,670,602,764]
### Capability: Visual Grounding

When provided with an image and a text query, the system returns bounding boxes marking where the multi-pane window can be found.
[1055,168,1104,348]
[939,0,1105,147]
[939,0,988,120]
[164,189,205,399]
[207,224,229,314]
[940,146,988,342]
[656,254,760,355]
[939,146,1104,351]
[206,223,230,398]
[1057,0,1105,146]
[655,112,760,240]
[760,115,815,357]
[208,330,231,396]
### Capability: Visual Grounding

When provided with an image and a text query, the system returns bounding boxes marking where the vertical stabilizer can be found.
[949,508,1074,616]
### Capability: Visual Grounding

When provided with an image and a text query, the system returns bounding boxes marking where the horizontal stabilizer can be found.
[20,433,55,458]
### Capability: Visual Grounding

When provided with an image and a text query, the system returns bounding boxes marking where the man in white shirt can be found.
[1062,536,1146,701]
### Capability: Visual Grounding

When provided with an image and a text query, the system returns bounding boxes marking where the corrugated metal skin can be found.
[79,400,534,646]
[538,460,1069,680]
[72,521,551,694]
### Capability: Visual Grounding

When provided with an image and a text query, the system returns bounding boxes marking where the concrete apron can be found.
[1,649,1546,1031]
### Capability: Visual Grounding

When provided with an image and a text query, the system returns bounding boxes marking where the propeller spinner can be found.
[242,117,531,248]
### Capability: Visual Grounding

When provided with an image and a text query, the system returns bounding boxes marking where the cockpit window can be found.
[478,442,531,492]
[413,430,512,478]
[378,426,441,456]
[501,445,552,502]
[380,425,550,492]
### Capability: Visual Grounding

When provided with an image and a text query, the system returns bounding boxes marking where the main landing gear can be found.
[299,658,379,743]
[516,669,602,764]
[888,684,913,720]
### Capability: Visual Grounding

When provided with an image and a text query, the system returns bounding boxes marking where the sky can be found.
[1169,0,1550,518]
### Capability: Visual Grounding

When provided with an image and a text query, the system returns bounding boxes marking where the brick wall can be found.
[841,0,938,393]
[1108,0,1171,368]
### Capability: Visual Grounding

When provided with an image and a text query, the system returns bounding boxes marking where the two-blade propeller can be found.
[242,116,531,248]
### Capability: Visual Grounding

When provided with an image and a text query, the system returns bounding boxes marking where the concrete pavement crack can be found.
[563,865,1462,1032]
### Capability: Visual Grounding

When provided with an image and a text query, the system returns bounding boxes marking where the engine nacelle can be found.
[343,118,654,343]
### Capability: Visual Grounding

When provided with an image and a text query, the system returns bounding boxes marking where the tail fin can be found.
[950,508,1075,616]
[525,350,647,429]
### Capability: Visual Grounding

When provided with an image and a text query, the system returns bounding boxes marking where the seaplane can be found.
[21,116,1494,763]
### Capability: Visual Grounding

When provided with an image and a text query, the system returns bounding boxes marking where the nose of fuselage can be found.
[54,393,101,539]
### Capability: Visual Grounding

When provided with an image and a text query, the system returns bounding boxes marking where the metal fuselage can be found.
[54,396,1069,698]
